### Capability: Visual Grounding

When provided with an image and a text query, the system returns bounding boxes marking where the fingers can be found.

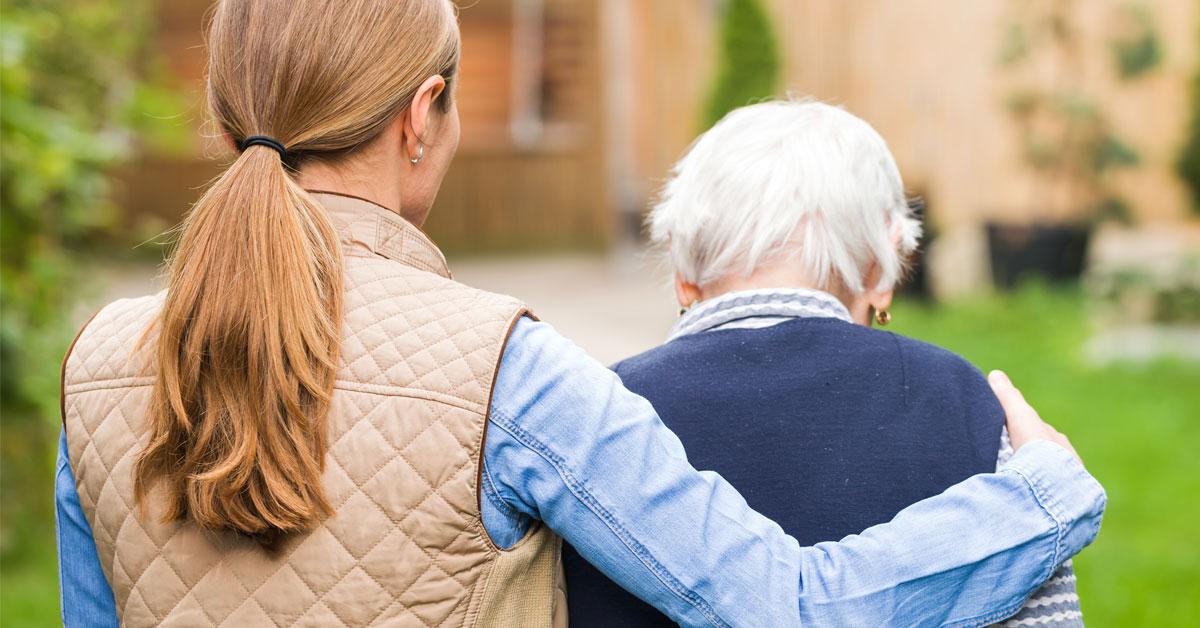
[989,370,1039,442]
[988,370,1030,420]
[988,370,1082,464]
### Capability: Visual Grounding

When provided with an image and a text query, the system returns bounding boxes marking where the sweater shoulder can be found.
[611,334,710,382]
[881,330,995,397]
[879,330,1005,444]
[614,321,1000,423]
[617,321,988,382]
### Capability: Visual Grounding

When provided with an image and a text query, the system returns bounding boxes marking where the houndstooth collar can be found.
[669,288,853,342]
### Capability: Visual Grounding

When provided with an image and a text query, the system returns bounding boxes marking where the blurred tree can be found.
[1111,3,1163,79]
[0,0,182,560]
[1180,25,1200,216]
[702,0,781,130]
[998,0,1161,225]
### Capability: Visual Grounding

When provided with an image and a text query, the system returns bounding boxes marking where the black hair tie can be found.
[238,135,287,159]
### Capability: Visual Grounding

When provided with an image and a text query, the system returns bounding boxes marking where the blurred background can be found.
[3,0,1199,624]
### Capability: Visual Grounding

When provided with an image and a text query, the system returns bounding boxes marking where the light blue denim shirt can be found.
[57,317,1105,627]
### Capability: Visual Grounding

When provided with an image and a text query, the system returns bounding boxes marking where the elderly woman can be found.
[564,101,1085,627]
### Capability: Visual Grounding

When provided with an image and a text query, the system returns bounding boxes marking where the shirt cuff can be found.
[999,440,1107,567]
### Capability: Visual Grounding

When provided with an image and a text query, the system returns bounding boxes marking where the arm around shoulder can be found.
[486,319,1106,626]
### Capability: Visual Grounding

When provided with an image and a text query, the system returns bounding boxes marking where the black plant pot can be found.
[986,222,1092,289]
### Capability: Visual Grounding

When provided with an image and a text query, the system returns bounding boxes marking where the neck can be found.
[701,265,876,326]
[296,154,405,219]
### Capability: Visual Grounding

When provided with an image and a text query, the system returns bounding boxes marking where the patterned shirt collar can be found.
[669,287,853,341]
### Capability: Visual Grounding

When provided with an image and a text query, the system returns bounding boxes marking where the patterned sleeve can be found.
[993,427,1085,627]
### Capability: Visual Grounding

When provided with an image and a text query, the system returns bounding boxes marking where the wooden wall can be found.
[619,0,1199,229]
[431,0,609,251]
[117,0,1200,254]
[117,0,610,252]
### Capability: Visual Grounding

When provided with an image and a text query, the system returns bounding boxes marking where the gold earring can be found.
[874,309,892,326]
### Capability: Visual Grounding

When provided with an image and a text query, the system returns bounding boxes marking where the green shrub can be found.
[1179,26,1200,216]
[1088,256,1200,325]
[702,0,782,130]
[0,0,179,564]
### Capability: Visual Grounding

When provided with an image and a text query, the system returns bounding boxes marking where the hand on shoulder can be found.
[988,370,1081,463]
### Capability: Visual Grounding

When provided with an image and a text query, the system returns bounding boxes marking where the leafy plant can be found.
[1088,256,1200,325]
[702,0,781,130]
[1111,3,1163,79]
[0,0,181,561]
[999,0,1161,224]
[1179,24,1200,216]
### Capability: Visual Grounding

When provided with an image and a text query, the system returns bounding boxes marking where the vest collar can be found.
[308,190,452,279]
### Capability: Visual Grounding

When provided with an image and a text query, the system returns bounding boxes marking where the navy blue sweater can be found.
[562,317,1005,627]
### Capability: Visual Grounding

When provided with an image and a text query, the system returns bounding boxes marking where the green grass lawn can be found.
[1,542,60,626]
[891,287,1200,625]
[3,287,1196,625]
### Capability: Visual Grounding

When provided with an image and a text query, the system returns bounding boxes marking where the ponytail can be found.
[134,0,461,545]
[134,144,343,542]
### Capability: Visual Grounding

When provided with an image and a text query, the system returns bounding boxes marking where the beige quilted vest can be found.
[61,192,567,627]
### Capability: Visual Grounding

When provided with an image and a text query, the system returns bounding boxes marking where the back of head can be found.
[649,99,921,295]
[135,0,461,545]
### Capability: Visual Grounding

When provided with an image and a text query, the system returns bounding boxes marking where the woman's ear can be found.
[402,74,448,159]
[675,274,702,309]
[868,221,906,315]
[853,260,894,325]
[863,261,894,314]
[869,287,895,314]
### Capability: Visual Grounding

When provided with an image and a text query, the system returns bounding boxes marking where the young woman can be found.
[57,2,1104,626]
[563,100,1087,627]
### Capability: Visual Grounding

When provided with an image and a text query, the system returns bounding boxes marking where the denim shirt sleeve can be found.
[55,430,119,628]
[484,318,1106,627]
[994,428,1084,627]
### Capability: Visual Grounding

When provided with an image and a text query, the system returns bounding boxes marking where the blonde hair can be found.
[650,100,921,294]
[135,0,461,545]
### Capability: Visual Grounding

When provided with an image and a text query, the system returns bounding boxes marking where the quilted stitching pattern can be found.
[64,250,528,627]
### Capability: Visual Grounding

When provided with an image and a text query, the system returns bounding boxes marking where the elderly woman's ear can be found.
[840,258,894,327]
[865,286,895,327]
[675,274,702,313]
[849,225,903,326]
[864,219,910,327]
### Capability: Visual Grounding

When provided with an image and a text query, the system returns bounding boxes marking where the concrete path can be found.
[454,250,680,365]
[80,249,680,366]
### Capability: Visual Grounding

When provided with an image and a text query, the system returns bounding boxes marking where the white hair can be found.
[648,99,921,294]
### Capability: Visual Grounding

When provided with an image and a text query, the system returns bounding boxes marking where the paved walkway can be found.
[454,251,679,364]
[80,249,680,366]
